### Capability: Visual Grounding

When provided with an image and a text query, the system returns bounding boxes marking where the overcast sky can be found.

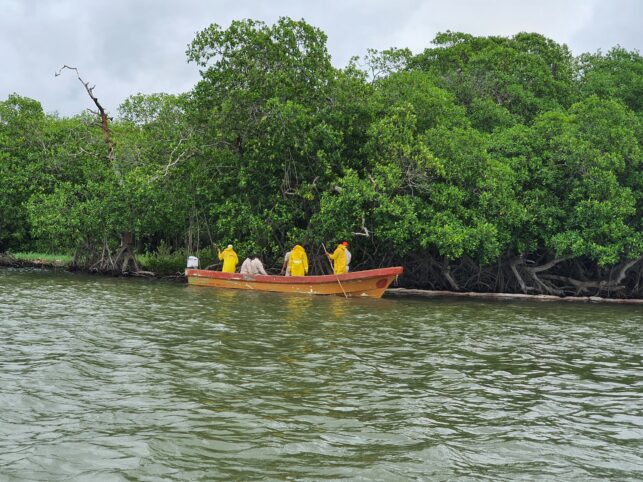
[1,0,641,117]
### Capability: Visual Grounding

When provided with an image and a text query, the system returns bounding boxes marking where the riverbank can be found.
[0,253,186,281]
[2,253,641,304]
[0,253,70,269]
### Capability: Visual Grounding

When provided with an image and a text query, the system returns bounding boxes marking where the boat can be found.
[185,266,403,298]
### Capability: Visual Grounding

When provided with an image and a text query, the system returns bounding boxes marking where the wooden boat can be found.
[185,266,403,298]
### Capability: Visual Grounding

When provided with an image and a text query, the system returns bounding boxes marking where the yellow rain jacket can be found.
[329,244,347,275]
[289,245,308,276]
[218,246,239,273]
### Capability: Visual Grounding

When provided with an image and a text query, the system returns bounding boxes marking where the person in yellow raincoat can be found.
[327,242,348,275]
[289,244,308,276]
[218,244,239,273]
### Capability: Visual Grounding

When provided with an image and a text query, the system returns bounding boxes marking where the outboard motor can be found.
[186,256,199,269]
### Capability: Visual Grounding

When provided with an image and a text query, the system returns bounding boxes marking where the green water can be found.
[1,268,641,481]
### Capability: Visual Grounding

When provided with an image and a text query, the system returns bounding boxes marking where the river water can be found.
[1,268,641,481]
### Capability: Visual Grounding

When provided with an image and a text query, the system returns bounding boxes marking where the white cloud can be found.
[392,0,600,53]
[0,0,640,117]
[571,0,643,53]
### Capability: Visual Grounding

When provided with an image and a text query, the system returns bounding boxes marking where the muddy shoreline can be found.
[0,255,186,282]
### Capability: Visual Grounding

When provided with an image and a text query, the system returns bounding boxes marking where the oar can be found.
[322,243,348,299]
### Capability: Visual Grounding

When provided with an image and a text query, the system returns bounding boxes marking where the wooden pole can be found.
[322,243,348,299]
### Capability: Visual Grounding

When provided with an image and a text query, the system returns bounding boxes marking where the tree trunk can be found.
[441,258,460,291]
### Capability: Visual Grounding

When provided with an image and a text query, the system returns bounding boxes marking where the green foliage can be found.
[411,31,575,122]
[0,94,47,250]
[576,47,643,112]
[362,47,412,81]
[372,71,468,132]
[12,252,72,264]
[468,98,519,132]
[137,242,193,275]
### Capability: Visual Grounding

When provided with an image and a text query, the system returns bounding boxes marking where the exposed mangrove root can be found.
[71,236,146,276]
[538,257,643,296]
[393,252,643,299]
[441,259,460,291]
[508,255,569,296]
[0,253,20,267]
[510,256,532,294]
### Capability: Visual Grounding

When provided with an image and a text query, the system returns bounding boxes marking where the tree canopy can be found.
[1,19,641,297]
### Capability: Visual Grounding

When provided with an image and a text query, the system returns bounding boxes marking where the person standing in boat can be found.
[289,244,308,276]
[280,249,292,276]
[241,254,268,275]
[218,244,239,273]
[343,242,351,272]
[327,242,348,275]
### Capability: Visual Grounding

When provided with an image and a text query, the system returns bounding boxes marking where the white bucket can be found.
[187,256,199,268]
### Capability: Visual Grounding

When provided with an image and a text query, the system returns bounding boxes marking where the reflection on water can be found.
[1,268,642,480]
[282,292,315,325]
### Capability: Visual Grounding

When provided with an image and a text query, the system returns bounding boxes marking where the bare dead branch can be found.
[530,256,571,273]
[56,65,116,169]
[613,257,643,285]
[353,216,370,237]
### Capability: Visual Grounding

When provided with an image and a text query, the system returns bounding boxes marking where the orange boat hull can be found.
[185,267,403,298]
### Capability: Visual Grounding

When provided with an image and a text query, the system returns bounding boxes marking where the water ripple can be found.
[1,269,642,480]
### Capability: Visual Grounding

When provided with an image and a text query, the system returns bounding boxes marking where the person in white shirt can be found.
[250,256,267,275]
[240,254,268,275]
[343,242,352,272]
[281,250,292,276]
[240,256,253,274]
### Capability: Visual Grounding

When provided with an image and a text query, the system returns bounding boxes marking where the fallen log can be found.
[385,288,643,304]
